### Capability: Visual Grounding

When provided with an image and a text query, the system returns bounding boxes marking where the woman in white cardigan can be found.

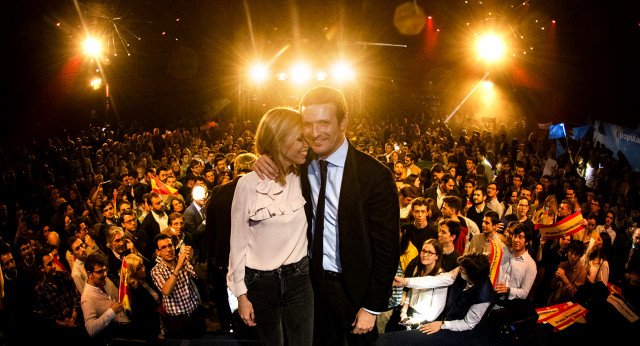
[400,239,448,327]
[227,107,312,346]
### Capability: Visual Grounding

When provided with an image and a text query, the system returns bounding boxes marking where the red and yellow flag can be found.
[536,211,585,240]
[118,260,132,315]
[488,238,503,287]
[150,175,178,195]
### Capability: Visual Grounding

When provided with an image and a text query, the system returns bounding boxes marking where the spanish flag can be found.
[119,260,132,316]
[150,175,178,195]
[536,212,585,240]
[488,238,503,287]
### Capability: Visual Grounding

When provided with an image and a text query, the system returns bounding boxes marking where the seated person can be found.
[400,240,448,327]
[546,240,587,305]
[438,220,461,272]
[380,254,493,345]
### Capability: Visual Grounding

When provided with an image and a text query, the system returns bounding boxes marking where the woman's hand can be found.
[238,294,256,326]
[419,321,443,334]
[393,276,406,287]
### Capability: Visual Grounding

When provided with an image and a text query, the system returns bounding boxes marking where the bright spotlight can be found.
[290,63,311,83]
[332,62,355,82]
[483,80,493,89]
[316,71,328,81]
[249,64,268,83]
[476,34,505,62]
[90,78,102,90]
[83,38,102,57]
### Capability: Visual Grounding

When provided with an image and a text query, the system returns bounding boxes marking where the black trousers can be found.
[313,273,378,346]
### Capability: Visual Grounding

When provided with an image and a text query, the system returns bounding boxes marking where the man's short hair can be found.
[443,196,462,212]
[405,152,416,162]
[517,196,529,206]
[431,164,445,174]
[399,186,419,199]
[411,197,428,210]
[16,236,32,250]
[234,153,258,173]
[568,240,585,256]
[440,173,454,185]
[586,213,597,221]
[153,233,172,250]
[84,252,108,272]
[120,209,136,222]
[512,223,533,243]
[474,186,487,198]
[67,236,81,250]
[146,192,161,205]
[300,86,347,124]
[485,211,500,226]
[168,212,183,225]
[443,219,461,241]
[457,253,490,284]
[35,248,51,268]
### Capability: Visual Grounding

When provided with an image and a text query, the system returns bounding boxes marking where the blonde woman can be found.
[121,254,161,339]
[227,108,312,345]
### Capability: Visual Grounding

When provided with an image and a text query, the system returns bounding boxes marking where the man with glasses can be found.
[151,233,205,338]
[81,252,130,338]
[486,182,504,218]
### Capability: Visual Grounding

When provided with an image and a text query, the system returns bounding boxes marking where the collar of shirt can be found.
[320,138,348,168]
[193,202,203,214]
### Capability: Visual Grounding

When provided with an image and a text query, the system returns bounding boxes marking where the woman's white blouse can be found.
[227,172,308,297]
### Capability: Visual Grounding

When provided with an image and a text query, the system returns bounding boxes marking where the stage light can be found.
[476,34,505,62]
[249,64,269,83]
[316,71,328,81]
[277,72,288,80]
[290,63,311,83]
[83,37,102,57]
[483,80,493,89]
[90,78,102,90]
[332,62,355,82]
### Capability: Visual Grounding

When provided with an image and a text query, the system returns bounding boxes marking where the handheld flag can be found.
[536,212,585,240]
[150,175,178,195]
[119,260,132,316]
[488,238,503,287]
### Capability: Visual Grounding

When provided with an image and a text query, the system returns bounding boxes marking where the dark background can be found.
[4,0,640,144]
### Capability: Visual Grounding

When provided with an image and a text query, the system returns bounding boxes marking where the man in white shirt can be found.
[81,252,129,338]
[69,236,89,294]
[486,182,504,218]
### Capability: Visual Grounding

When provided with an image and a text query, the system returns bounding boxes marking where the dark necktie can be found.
[312,160,329,282]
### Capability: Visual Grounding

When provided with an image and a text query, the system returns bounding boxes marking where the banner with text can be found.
[593,120,640,172]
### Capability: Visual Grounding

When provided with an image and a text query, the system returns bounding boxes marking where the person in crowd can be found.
[227,107,313,345]
[399,186,418,222]
[486,182,504,218]
[151,233,205,338]
[585,231,611,285]
[168,195,186,214]
[466,211,504,255]
[441,196,479,256]
[121,253,162,339]
[381,253,493,345]
[438,219,461,271]
[425,173,456,210]
[547,240,587,305]
[68,235,89,293]
[401,197,438,254]
[466,186,490,231]
[105,227,132,287]
[81,252,130,338]
[399,240,447,327]
[140,192,169,241]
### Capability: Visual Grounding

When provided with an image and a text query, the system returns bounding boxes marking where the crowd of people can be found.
[0,85,639,345]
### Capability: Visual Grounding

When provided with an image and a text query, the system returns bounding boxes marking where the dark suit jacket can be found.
[140,212,163,242]
[183,203,207,262]
[205,177,241,269]
[301,142,399,313]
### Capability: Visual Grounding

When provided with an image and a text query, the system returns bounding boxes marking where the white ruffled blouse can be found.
[227,172,308,297]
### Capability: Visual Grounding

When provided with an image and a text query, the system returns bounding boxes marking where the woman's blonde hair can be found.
[122,253,144,289]
[255,107,303,185]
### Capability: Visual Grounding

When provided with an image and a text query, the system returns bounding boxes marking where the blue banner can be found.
[549,123,566,139]
[556,139,565,158]
[593,120,640,172]
[572,125,590,140]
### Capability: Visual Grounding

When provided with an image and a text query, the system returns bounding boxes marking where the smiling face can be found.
[301,103,346,160]
[280,127,309,168]
[420,243,438,266]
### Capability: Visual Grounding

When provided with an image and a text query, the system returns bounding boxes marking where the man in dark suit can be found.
[205,153,257,333]
[140,192,168,241]
[424,173,456,209]
[256,87,399,345]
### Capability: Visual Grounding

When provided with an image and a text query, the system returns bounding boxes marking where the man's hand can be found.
[494,282,509,294]
[238,295,257,326]
[419,321,443,334]
[253,155,278,180]
[556,268,567,283]
[176,246,192,269]
[111,302,124,314]
[351,308,375,334]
